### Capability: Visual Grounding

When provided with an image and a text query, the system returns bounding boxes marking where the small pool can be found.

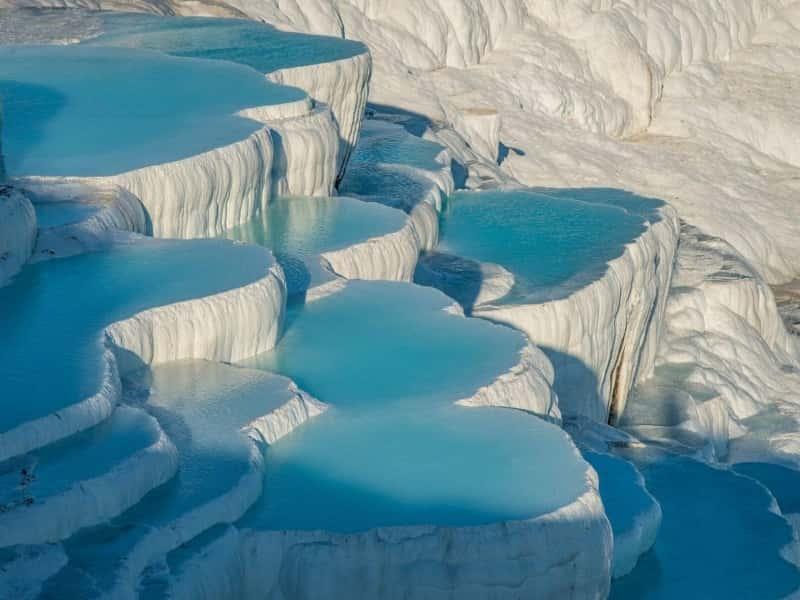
[339,120,446,208]
[430,188,662,306]
[244,280,525,409]
[0,238,269,438]
[0,45,302,177]
[345,119,445,173]
[33,201,102,228]
[225,196,406,295]
[82,13,366,73]
[249,405,586,532]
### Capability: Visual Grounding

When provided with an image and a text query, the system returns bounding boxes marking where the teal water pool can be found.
[0,45,301,177]
[431,188,663,306]
[225,196,406,295]
[0,238,268,438]
[240,280,587,532]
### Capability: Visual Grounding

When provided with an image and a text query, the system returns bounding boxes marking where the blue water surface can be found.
[225,196,406,295]
[0,238,268,437]
[240,280,588,532]
[610,449,800,599]
[84,13,366,72]
[433,188,663,306]
[0,45,302,177]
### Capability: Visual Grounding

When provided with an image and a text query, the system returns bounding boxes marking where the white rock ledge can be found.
[0,406,178,548]
[474,203,680,423]
[457,344,561,422]
[267,52,372,182]
[166,468,611,600]
[0,186,36,286]
[107,251,286,375]
[22,180,148,262]
[321,204,428,282]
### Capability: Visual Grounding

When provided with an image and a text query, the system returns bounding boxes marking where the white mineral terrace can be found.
[0,4,799,600]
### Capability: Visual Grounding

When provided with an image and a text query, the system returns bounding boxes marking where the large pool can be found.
[0,45,301,177]
[241,280,588,532]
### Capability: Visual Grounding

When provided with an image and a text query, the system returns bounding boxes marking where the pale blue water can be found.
[84,13,366,72]
[0,406,159,507]
[42,361,297,597]
[248,405,586,532]
[432,188,663,306]
[34,201,101,228]
[244,281,525,410]
[346,120,444,173]
[610,449,800,599]
[0,45,302,177]
[241,280,588,532]
[122,361,291,525]
[339,120,444,209]
[225,196,406,295]
[0,239,267,436]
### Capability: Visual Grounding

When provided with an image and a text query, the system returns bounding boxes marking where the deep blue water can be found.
[610,449,800,599]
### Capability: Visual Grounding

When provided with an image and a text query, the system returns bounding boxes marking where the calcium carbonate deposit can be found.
[0,4,798,599]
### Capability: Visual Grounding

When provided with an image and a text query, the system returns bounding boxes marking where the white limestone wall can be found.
[321,201,438,283]
[233,482,609,600]
[266,51,372,182]
[259,106,340,197]
[104,127,274,239]
[0,186,36,286]
[165,469,610,600]
[474,204,680,422]
[0,406,178,548]
[457,344,561,421]
[107,252,286,375]
[629,223,800,462]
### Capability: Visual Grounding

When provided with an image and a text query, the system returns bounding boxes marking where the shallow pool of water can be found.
[433,188,662,305]
[0,45,301,177]
[240,280,587,532]
[225,196,406,294]
[244,280,525,409]
[248,405,586,532]
[0,238,268,436]
[83,13,366,72]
